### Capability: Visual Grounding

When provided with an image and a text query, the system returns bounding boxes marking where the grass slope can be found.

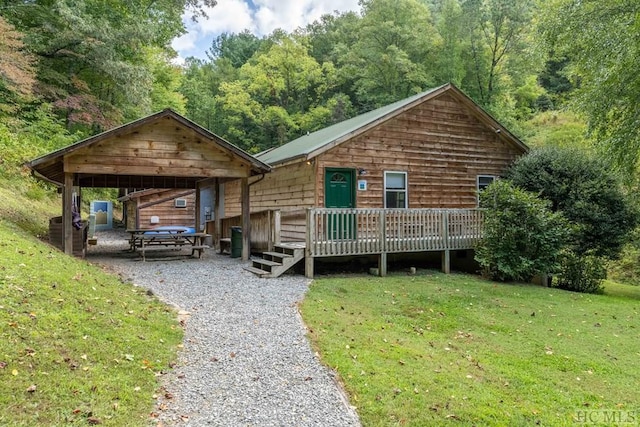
[300,272,640,426]
[0,178,183,426]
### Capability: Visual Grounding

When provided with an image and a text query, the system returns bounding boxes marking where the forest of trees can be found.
[1,0,638,173]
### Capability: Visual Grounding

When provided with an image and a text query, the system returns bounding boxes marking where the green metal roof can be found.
[257,84,448,165]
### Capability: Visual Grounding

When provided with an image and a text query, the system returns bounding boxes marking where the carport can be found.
[26,109,271,260]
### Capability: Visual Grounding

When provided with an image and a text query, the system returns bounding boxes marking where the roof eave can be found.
[31,169,62,187]
[26,109,273,179]
[446,85,529,154]
[304,83,453,161]
[166,111,272,173]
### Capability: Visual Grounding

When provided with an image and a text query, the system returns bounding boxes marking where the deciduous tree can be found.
[338,0,439,109]
[538,0,640,175]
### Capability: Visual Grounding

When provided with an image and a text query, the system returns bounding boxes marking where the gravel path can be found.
[87,230,360,427]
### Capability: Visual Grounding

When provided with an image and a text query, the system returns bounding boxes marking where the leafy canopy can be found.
[507,146,637,259]
[538,0,640,174]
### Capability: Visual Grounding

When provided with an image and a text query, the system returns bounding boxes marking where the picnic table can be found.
[126,227,210,261]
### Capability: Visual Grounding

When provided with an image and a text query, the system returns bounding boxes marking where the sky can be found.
[172,0,361,62]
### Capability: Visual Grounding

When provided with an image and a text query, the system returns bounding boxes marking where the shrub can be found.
[507,146,637,259]
[554,250,606,293]
[476,180,568,282]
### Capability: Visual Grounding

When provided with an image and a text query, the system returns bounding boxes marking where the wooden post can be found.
[241,177,250,261]
[441,211,450,274]
[379,253,387,277]
[63,173,74,255]
[379,210,387,276]
[214,179,222,251]
[195,181,202,231]
[441,250,451,274]
[274,210,281,246]
[305,208,314,278]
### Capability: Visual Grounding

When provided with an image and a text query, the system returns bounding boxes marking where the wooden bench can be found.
[190,245,209,259]
[219,237,231,254]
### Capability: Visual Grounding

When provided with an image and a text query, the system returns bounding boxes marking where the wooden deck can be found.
[303,208,483,277]
[218,208,484,278]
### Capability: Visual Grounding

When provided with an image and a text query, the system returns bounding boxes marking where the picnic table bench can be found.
[127,228,211,261]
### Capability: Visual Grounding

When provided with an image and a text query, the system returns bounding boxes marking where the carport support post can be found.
[214,179,222,249]
[241,177,250,261]
[195,181,202,231]
[63,172,74,255]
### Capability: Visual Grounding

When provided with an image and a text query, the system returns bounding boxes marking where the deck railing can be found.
[306,208,484,257]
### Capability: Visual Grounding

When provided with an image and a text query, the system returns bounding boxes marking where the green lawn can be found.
[300,271,640,426]
[0,220,183,426]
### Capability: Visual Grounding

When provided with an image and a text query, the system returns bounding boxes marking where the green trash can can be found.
[230,226,242,258]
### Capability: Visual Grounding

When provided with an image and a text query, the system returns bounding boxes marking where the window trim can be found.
[477,175,496,204]
[384,171,408,209]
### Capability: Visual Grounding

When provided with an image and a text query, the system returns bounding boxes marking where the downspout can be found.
[249,174,266,186]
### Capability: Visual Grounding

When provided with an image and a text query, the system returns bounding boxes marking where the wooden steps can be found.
[244,242,305,278]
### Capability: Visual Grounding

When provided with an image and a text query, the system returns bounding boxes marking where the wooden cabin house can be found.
[218,83,528,277]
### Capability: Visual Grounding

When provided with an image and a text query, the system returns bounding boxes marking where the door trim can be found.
[324,167,356,208]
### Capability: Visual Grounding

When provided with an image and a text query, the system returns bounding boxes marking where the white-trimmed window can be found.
[477,175,495,192]
[384,171,408,208]
[477,175,495,204]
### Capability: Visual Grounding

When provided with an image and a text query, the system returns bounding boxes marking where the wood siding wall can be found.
[317,93,523,209]
[127,190,196,228]
[65,118,250,179]
[223,161,315,216]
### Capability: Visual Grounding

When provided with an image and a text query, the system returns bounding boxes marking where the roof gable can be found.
[27,109,270,187]
[257,83,527,166]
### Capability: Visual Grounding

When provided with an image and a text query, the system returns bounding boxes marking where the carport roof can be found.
[26,109,271,188]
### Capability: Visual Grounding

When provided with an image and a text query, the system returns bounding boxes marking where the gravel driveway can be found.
[87,231,360,426]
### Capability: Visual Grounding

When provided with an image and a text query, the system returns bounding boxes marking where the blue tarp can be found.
[143,226,196,234]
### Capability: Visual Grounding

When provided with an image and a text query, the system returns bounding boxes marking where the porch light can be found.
[358,168,368,176]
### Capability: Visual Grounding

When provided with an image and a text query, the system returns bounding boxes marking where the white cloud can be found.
[172,31,198,54]
[172,0,360,60]
[195,0,255,36]
[251,0,360,34]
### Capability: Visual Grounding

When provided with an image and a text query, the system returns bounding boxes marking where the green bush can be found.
[507,146,637,259]
[476,180,568,282]
[554,250,606,293]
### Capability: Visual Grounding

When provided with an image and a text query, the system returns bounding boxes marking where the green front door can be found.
[325,168,356,239]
